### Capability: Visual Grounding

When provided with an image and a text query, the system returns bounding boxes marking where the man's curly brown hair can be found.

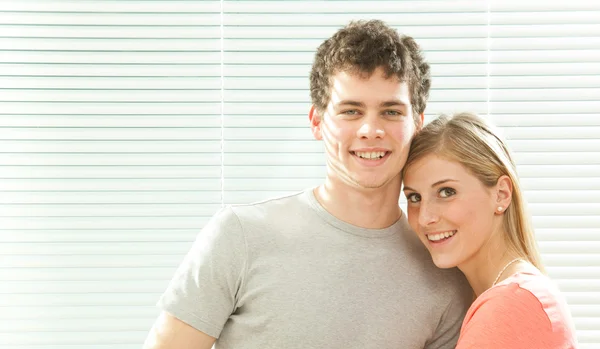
[309,20,431,122]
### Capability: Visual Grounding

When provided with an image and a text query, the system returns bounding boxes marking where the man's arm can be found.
[143,311,216,349]
[147,206,247,347]
[425,273,473,349]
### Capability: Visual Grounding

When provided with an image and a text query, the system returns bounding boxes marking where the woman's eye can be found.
[439,187,456,198]
[406,193,421,203]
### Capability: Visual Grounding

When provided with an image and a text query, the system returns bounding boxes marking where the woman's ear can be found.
[309,105,323,140]
[495,175,513,214]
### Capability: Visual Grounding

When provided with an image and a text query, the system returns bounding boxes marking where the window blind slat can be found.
[0,191,221,204]
[0,12,219,25]
[224,25,488,39]
[0,116,222,128]
[0,305,159,318]
[1,254,192,269]
[0,216,212,230]
[1,103,221,114]
[0,51,221,64]
[0,0,219,12]
[0,77,221,89]
[1,63,220,76]
[2,25,220,38]
[225,1,487,13]
[224,12,487,26]
[1,165,221,178]
[0,38,220,51]
[490,11,600,25]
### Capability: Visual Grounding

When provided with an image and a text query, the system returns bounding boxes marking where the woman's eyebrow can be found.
[403,179,459,192]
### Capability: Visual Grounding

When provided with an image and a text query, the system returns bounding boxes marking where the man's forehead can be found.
[329,80,410,103]
[331,67,404,82]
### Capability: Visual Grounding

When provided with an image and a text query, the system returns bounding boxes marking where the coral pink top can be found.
[456,271,578,349]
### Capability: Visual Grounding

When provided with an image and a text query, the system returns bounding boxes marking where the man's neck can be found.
[313,178,402,229]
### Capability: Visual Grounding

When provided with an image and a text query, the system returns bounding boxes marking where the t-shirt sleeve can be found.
[425,283,472,349]
[156,206,247,338]
[456,286,555,349]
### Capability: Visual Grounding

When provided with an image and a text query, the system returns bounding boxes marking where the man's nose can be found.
[357,114,385,139]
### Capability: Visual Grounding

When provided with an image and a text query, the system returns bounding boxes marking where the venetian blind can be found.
[488,1,600,347]
[0,0,598,348]
[0,1,222,348]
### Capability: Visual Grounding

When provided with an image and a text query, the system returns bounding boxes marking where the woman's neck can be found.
[458,231,526,296]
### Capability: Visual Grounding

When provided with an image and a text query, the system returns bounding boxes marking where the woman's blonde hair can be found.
[402,112,545,272]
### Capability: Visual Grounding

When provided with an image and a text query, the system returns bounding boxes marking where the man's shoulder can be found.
[208,189,313,235]
[197,190,311,249]
[229,189,308,218]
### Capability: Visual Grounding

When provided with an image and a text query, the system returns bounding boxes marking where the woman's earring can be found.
[497,206,503,213]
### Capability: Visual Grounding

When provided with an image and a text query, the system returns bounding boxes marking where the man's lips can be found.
[350,150,391,160]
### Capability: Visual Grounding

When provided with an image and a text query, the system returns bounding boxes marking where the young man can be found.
[143,20,471,349]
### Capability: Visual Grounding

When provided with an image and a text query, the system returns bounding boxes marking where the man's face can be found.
[311,67,422,191]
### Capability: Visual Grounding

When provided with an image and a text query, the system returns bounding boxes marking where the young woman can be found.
[401,112,578,348]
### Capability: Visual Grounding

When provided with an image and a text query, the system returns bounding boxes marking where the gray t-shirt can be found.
[157,188,472,348]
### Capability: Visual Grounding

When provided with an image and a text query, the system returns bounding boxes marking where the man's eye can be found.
[384,110,402,116]
[439,187,456,198]
[341,110,359,115]
[406,193,421,203]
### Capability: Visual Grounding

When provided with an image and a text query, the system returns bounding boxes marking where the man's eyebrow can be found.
[380,100,408,108]
[335,100,365,107]
[335,100,408,108]
[402,179,458,192]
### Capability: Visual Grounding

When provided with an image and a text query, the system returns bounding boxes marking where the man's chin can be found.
[361,171,403,186]
[351,176,399,190]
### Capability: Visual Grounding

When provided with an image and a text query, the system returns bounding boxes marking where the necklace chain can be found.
[492,258,523,286]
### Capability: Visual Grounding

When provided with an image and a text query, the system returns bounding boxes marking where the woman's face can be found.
[402,154,505,269]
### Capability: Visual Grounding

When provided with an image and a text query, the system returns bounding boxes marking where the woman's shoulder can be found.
[473,271,574,327]
[457,271,578,349]
[490,270,573,326]
[487,270,558,302]
[466,272,556,326]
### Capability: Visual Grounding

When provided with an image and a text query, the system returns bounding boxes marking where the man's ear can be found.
[309,105,323,140]
[495,175,513,214]
[416,112,424,130]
